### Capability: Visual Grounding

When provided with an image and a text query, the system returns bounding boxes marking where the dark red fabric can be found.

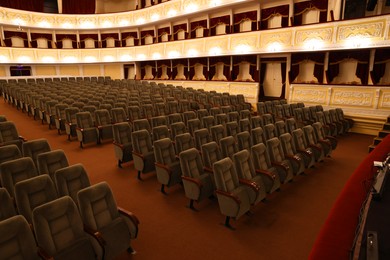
[0,0,44,12]
[101,33,120,48]
[210,15,231,36]
[121,32,139,47]
[30,33,53,48]
[372,48,390,84]
[294,0,328,25]
[233,11,257,32]
[62,0,95,14]
[189,58,208,80]
[79,33,99,48]
[209,56,231,81]
[309,134,390,260]
[55,34,78,49]
[290,52,325,83]
[3,31,28,47]
[190,20,208,38]
[260,5,289,29]
[157,60,172,79]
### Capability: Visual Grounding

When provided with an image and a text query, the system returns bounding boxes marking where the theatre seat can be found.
[152,125,170,142]
[77,182,139,259]
[201,141,222,173]
[153,138,182,194]
[233,150,266,205]
[220,136,238,159]
[291,129,316,169]
[131,129,155,180]
[37,149,69,180]
[76,112,99,148]
[251,127,265,145]
[266,137,294,184]
[95,109,114,143]
[22,138,51,167]
[113,122,133,168]
[279,133,306,176]
[179,148,214,210]
[0,215,39,259]
[302,125,325,162]
[174,133,194,155]
[0,188,17,221]
[0,144,22,165]
[213,157,251,229]
[32,196,103,260]
[0,121,26,151]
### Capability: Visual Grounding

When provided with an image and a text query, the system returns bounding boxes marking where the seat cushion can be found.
[100,217,131,259]
[55,237,96,260]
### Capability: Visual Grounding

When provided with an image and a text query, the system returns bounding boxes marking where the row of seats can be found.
[0,117,139,259]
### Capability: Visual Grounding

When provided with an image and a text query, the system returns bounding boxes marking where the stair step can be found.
[383,123,390,131]
[378,130,390,138]
[369,145,376,153]
[373,137,383,145]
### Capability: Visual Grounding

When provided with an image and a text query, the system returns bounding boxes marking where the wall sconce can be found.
[235,44,251,54]
[267,42,282,52]
[84,56,97,62]
[41,56,55,63]
[17,56,31,63]
[119,19,129,26]
[152,53,161,59]
[63,56,78,63]
[209,47,222,56]
[137,53,146,60]
[168,51,180,58]
[346,35,371,48]
[103,55,115,62]
[120,54,132,61]
[303,38,324,51]
[151,14,160,21]
[0,55,9,63]
[187,49,198,57]
[185,4,198,13]
[167,9,177,17]
[136,18,145,25]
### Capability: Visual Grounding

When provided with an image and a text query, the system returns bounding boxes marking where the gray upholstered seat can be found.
[0,188,17,221]
[0,215,39,260]
[264,123,276,141]
[237,131,252,152]
[179,148,214,210]
[112,107,128,124]
[95,109,114,142]
[202,116,215,131]
[213,157,251,229]
[151,115,167,129]
[37,149,69,180]
[77,182,139,259]
[113,122,133,168]
[312,122,334,157]
[33,196,103,260]
[219,136,237,160]
[76,112,99,148]
[266,137,294,184]
[154,138,182,194]
[302,125,325,162]
[22,138,51,167]
[174,133,195,155]
[15,174,58,224]
[54,103,68,135]
[64,107,79,140]
[133,118,152,133]
[187,118,202,136]
[54,163,91,203]
[210,124,226,144]
[251,127,265,145]
[279,133,306,176]
[152,125,170,142]
[251,143,281,194]
[291,129,316,169]
[170,121,187,140]
[0,144,22,165]
[0,157,38,199]
[233,150,266,205]
[131,129,155,180]
[194,128,210,151]
[275,120,287,137]
[250,115,264,129]
[239,118,251,133]
[201,141,221,172]
[0,121,25,151]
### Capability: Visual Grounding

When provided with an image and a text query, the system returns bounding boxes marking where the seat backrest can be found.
[22,138,51,167]
[133,118,151,132]
[264,123,276,140]
[0,121,19,142]
[312,122,326,140]
[153,138,176,165]
[168,113,183,126]
[219,136,238,159]
[266,137,285,163]
[257,102,266,115]
[188,118,202,136]
[237,131,251,151]
[183,111,197,125]
[128,106,141,121]
[174,133,194,155]
[233,149,256,180]
[33,196,97,258]
[171,122,187,137]
[213,157,239,192]
[279,133,296,156]
[201,141,221,168]
[0,144,22,165]
[152,125,170,141]
[151,116,167,128]
[77,182,120,230]
[251,143,272,171]
[15,174,58,223]
[132,129,153,155]
[54,163,91,203]
[303,125,317,145]
[113,122,132,145]
[0,215,39,259]
[202,116,215,131]
[275,121,286,136]
[286,118,298,133]
[0,188,17,221]
[76,112,94,128]
[239,118,251,133]
[179,147,204,179]
[197,109,209,119]
[227,111,239,122]
[0,157,38,198]
[292,129,308,150]
[251,115,264,129]
[112,107,127,123]
[251,127,265,145]
[194,128,210,151]
[37,149,69,179]
[95,109,112,126]
[210,124,226,144]
[262,114,274,125]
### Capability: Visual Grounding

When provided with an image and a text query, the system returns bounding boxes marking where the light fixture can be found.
[185,4,198,13]
[209,47,221,56]
[168,51,180,58]
[346,35,371,48]
[136,18,146,25]
[235,44,251,54]
[103,55,115,62]
[267,42,282,52]
[151,14,160,21]
[152,53,161,59]
[167,9,177,17]
[303,38,324,51]
[187,49,198,57]
[41,56,55,63]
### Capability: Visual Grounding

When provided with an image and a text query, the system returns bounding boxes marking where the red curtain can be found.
[101,33,120,48]
[140,29,155,45]
[210,15,231,36]
[209,56,231,81]
[293,0,328,26]
[79,34,99,48]
[260,5,289,29]
[140,61,156,79]
[372,48,390,84]
[0,0,44,12]
[62,0,95,14]
[3,31,28,47]
[290,52,325,83]
[173,24,188,40]
[190,20,208,38]
[55,34,78,49]
[157,60,172,79]
[232,55,258,82]
[233,11,258,33]
[189,58,208,80]
[172,59,188,80]
[157,27,171,42]
[121,32,138,46]
[30,33,53,48]
[327,50,370,85]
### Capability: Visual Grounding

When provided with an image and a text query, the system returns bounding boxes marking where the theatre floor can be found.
[0,100,374,260]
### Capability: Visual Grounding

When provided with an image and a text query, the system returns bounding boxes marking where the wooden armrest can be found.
[286,154,301,162]
[203,166,213,173]
[297,149,312,156]
[155,162,172,173]
[255,169,276,179]
[319,139,331,146]
[215,190,241,204]
[239,179,260,192]
[181,175,203,188]
[84,225,106,246]
[271,161,289,171]
[113,142,124,149]
[76,127,84,132]
[132,150,144,158]
[37,247,54,260]
[19,136,27,142]
[118,207,140,225]
[308,144,322,151]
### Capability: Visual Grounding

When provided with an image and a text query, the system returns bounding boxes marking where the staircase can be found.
[369,116,390,152]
